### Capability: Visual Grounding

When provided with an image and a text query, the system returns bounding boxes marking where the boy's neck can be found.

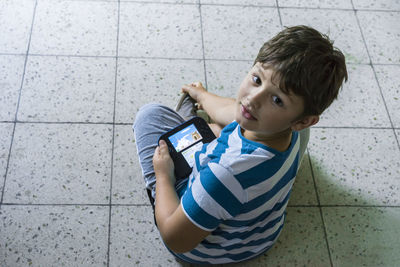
[242,128,293,152]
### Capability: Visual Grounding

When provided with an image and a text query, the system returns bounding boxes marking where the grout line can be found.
[107,0,121,266]
[1,120,396,130]
[0,53,27,57]
[59,0,196,5]
[287,204,400,208]
[0,121,147,126]
[352,8,400,12]
[279,5,354,11]
[2,202,400,209]
[275,0,283,28]
[29,53,117,59]
[119,0,197,6]
[1,202,398,208]
[369,62,400,66]
[277,6,400,12]
[2,52,399,66]
[8,120,115,125]
[68,0,400,12]
[118,55,203,61]
[0,202,152,207]
[62,0,120,2]
[311,126,395,129]
[306,148,334,267]
[369,69,400,150]
[200,3,352,10]
[318,207,334,267]
[174,2,277,8]
[198,1,208,88]
[0,0,38,206]
[351,1,400,150]
[27,53,204,61]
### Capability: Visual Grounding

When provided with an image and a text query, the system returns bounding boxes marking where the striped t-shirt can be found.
[174,121,300,264]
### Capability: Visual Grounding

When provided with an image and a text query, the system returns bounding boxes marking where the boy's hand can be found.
[153,140,176,185]
[181,82,207,109]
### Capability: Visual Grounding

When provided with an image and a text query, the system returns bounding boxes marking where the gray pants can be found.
[132,103,310,205]
[133,103,190,203]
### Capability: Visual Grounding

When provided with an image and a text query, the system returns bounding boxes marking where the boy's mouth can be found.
[241,104,257,121]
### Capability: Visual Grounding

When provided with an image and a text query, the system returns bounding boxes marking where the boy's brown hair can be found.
[254,25,348,116]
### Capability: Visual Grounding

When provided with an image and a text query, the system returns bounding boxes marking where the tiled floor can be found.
[0,0,399,266]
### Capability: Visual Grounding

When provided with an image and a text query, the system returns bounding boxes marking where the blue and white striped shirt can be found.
[175,121,300,264]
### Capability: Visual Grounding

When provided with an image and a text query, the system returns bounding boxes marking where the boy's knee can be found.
[138,103,165,116]
[133,103,165,129]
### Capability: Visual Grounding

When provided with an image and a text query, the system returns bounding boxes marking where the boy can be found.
[133,25,347,264]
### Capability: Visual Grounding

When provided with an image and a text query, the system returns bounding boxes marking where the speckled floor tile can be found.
[201,0,276,6]
[396,129,400,144]
[18,56,116,123]
[127,0,196,3]
[119,2,202,58]
[0,205,108,267]
[115,58,204,124]
[63,0,117,2]
[112,125,148,204]
[353,0,400,11]
[1,0,399,265]
[323,207,400,267]
[30,0,118,56]
[0,55,26,121]
[357,11,400,64]
[289,153,319,206]
[308,128,400,206]
[205,60,252,98]
[374,65,400,128]
[109,206,190,266]
[221,207,329,266]
[3,123,112,204]
[318,64,391,127]
[201,5,281,60]
[0,123,14,199]
[0,0,35,54]
[279,0,352,8]
[281,8,369,64]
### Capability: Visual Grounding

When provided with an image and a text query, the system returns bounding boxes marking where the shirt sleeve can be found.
[181,161,247,231]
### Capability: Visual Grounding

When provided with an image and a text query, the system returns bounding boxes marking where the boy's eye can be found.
[252,75,261,85]
[272,95,284,107]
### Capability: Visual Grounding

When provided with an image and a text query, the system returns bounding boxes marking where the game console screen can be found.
[168,124,203,167]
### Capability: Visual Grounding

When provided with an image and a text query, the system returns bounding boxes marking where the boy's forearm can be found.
[154,173,180,227]
[154,172,210,254]
[198,91,236,127]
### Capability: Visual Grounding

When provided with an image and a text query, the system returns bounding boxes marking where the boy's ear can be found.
[291,115,319,131]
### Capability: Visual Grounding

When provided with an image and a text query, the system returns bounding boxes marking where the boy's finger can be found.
[158,140,170,155]
[193,81,202,87]
[158,140,168,152]
[153,146,159,157]
[181,84,191,92]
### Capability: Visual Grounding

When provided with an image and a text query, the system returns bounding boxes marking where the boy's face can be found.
[235,62,306,137]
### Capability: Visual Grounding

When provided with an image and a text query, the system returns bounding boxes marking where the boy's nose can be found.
[248,87,264,109]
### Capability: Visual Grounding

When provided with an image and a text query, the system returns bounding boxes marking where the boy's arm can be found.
[182,82,236,128]
[153,140,211,253]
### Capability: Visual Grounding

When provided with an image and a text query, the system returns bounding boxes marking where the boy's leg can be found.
[176,93,212,123]
[175,93,197,120]
[132,102,195,204]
